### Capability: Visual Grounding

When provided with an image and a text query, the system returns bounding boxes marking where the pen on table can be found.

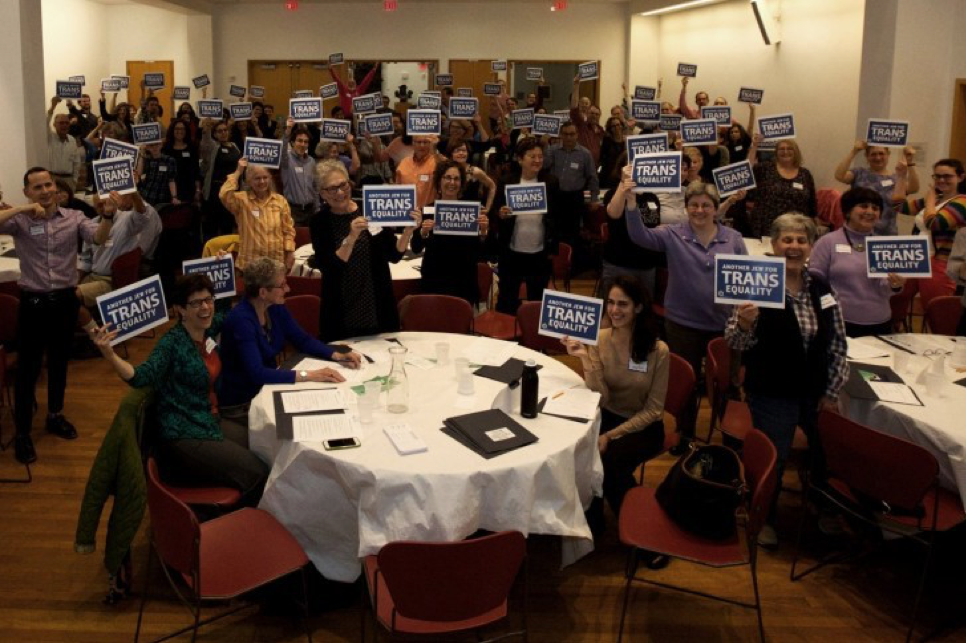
[552,390,566,400]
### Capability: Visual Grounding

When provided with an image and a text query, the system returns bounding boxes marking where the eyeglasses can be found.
[268,281,289,290]
[441,176,461,182]
[322,181,350,194]
[932,173,958,180]
[186,296,215,309]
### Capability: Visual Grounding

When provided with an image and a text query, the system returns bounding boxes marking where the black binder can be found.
[473,358,542,385]
[442,409,538,457]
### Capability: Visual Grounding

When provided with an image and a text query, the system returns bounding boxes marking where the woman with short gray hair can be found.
[219,256,362,408]
[726,211,848,548]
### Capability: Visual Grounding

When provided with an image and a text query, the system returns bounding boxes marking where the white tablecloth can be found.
[289,243,422,281]
[0,235,19,283]
[248,331,604,582]
[743,237,771,257]
[846,335,966,499]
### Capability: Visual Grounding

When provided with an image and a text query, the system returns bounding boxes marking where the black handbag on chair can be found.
[655,444,748,540]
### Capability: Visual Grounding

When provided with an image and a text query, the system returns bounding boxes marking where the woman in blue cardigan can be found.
[219,256,362,410]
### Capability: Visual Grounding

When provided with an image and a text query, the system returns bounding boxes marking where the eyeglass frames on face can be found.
[186,296,215,309]
[322,181,350,194]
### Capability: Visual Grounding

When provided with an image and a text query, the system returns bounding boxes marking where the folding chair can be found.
[550,242,573,292]
[923,296,962,335]
[704,337,754,443]
[516,301,564,354]
[474,263,519,341]
[398,294,473,334]
[287,275,321,297]
[285,295,322,340]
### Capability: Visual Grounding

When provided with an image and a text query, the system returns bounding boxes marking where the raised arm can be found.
[833,140,864,185]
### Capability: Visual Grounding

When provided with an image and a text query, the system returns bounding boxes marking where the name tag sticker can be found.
[158,166,167,172]
[182,151,191,158]
[419,175,429,182]
[205,337,217,354]
[735,145,743,151]
[220,148,228,154]
[820,294,838,310]
[295,166,304,174]
[881,179,894,187]
[835,244,852,254]
[30,225,45,236]
[251,209,260,218]
[792,182,804,190]
[570,162,580,170]
[628,358,648,373]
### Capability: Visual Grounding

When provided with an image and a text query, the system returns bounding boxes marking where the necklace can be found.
[842,227,865,252]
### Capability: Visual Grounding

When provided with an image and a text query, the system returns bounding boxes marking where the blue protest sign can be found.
[320,82,339,100]
[631,100,661,123]
[577,61,599,81]
[243,137,283,169]
[100,138,139,161]
[111,75,130,89]
[435,74,454,87]
[505,183,548,215]
[230,102,253,121]
[738,87,763,104]
[423,90,442,97]
[56,81,83,99]
[92,157,137,197]
[626,133,669,161]
[320,119,351,142]
[144,72,165,89]
[68,75,86,85]
[511,108,535,130]
[363,185,417,225]
[352,93,379,115]
[173,86,191,100]
[192,74,210,89]
[677,62,698,77]
[96,274,169,345]
[701,105,732,125]
[132,122,163,145]
[456,88,473,98]
[293,90,314,98]
[679,119,719,145]
[554,109,572,122]
[659,114,682,132]
[101,78,121,93]
[229,84,246,98]
[712,160,757,197]
[538,290,604,345]
[249,85,265,98]
[866,119,909,148]
[328,52,344,66]
[526,68,543,81]
[632,152,682,194]
[491,60,508,72]
[634,85,657,100]
[417,94,442,110]
[289,97,322,122]
[406,109,441,136]
[866,236,931,278]
[714,255,786,309]
[182,255,236,300]
[433,201,480,237]
[758,113,796,141]
[533,114,564,137]
[483,83,502,96]
[449,97,478,119]
[363,112,394,136]
[198,99,224,119]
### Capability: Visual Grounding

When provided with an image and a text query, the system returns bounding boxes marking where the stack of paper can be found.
[846,338,890,361]
[542,388,601,421]
[280,388,347,413]
[292,414,360,443]
[347,338,400,364]
[461,337,520,367]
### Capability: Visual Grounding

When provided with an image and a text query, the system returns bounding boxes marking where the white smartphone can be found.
[323,437,361,451]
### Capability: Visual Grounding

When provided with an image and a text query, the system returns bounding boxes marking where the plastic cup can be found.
[357,396,374,424]
[454,358,475,395]
[436,342,450,367]
[364,380,382,408]
[925,373,945,398]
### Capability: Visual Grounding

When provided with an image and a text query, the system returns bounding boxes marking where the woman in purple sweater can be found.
[808,187,905,337]
[612,166,747,453]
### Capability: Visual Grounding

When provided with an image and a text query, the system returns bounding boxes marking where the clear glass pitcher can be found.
[387,345,409,414]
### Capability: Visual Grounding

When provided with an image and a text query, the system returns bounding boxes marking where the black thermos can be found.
[521,359,539,418]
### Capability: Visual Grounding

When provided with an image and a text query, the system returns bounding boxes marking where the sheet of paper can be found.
[460,336,520,367]
[542,387,601,420]
[347,338,399,363]
[293,357,367,383]
[281,388,346,413]
[292,413,360,442]
[867,381,923,406]
[846,338,891,361]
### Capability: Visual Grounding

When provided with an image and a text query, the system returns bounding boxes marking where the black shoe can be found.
[669,438,692,457]
[15,435,37,464]
[639,550,671,570]
[46,415,78,440]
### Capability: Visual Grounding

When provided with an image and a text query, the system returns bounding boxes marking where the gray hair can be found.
[770,212,817,245]
[244,256,286,298]
[684,181,720,208]
[315,158,349,188]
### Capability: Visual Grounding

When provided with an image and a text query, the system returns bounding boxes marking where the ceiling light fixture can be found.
[638,0,721,17]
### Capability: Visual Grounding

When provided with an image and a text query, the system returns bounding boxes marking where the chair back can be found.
[202,234,239,258]
[0,281,20,298]
[159,203,194,231]
[741,428,779,538]
[286,275,320,297]
[111,247,143,290]
[664,353,696,425]
[890,279,917,332]
[145,458,200,578]
[0,293,18,346]
[924,295,963,335]
[817,410,938,515]
[918,277,955,310]
[600,221,609,243]
[477,263,493,309]
[551,242,573,291]
[377,531,525,622]
[294,226,311,248]
[816,188,844,230]
[516,301,563,354]
[398,294,473,334]
[284,295,321,339]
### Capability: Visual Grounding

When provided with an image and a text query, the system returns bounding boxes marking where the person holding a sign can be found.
[599,116,627,189]
[162,120,202,204]
[748,137,817,239]
[448,141,497,213]
[569,76,604,166]
[562,276,670,549]
[677,77,708,120]
[544,122,599,250]
[135,143,179,206]
[724,123,753,164]
[98,93,134,142]
[395,136,439,210]
[618,172,747,453]
[311,160,416,341]
[92,273,270,506]
[411,161,489,304]
[46,98,82,191]
[280,119,319,225]
[726,213,848,547]
[220,257,362,408]
[834,141,919,235]
[490,139,560,314]
[219,159,296,271]
[329,62,380,118]
[200,119,242,239]
[809,187,905,337]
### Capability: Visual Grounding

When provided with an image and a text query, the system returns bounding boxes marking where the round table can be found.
[0,235,19,284]
[846,334,966,499]
[289,242,423,281]
[248,331,604,582]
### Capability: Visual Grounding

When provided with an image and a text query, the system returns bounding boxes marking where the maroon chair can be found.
[111,247,143,290]
[652,267,669,319]
[890,279,917,332]
[790,412,966,643]
[705,337,754,443]
[286,275,320,298]
[617,428,778,643]
[474,263,519,341]
[0,281,19,298]
[363,531,527,641]
[294,226,311,248]
[660,353,696,455]
[135,459,311,643]
[0,293,20,412]
[550,242,573,292]
[923,295,963,335]
[284,295,321,340]
[516,301,564,355]
[398,294,473,334]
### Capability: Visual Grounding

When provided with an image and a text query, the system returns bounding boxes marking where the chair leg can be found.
[134,541,156,643]
[907,534,937,643]
[789,478,811,582]
[300,567,313,643]
[616,548,640,643]
[749,548,766,643]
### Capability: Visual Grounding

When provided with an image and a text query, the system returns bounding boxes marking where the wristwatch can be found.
[299,370,308,381]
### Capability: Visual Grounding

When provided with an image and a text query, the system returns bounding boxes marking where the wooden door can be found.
[950,79,966,160]
[249,61,294,117]
[508,60,599,113]
[298,62,336,116]
[449,59,500,134]
[125,60,175,122]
